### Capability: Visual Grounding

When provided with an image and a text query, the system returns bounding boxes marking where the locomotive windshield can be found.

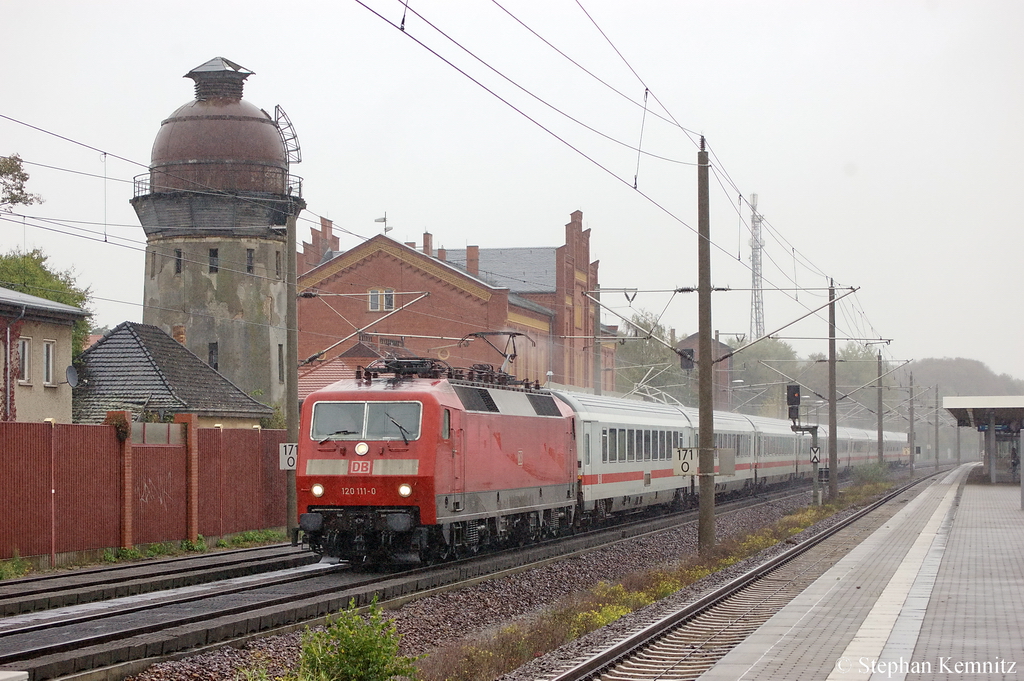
[311,401,422,442]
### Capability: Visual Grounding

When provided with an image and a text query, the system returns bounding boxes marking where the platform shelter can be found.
[944,396,1023,492]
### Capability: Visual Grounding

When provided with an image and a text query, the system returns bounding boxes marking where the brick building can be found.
[296,210,615,392]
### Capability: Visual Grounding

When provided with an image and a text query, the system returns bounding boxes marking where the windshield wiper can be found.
[318,429,357,444]
[385,413,411,446]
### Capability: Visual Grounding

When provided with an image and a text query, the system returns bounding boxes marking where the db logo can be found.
[349,460,373,475]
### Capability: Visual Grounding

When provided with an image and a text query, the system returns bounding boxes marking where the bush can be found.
[851,462,891,486]
[296,598,419,681]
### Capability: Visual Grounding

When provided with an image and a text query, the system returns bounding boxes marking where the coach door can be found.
[581,422,595,502]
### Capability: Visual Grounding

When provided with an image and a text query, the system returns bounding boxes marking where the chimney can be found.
[422,232,433,257]
[405,242,416,249]
[437,247,447,261]
[172,325,187,344]
[467,245,479,276]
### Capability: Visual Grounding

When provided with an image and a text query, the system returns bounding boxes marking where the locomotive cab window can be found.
[311,401,422,442]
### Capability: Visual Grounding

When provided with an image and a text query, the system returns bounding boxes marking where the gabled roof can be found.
[0,285,88,324]
[72,321,273,424]
[444,247,557,293]
[298,357,355,400]
[299,234,501,302]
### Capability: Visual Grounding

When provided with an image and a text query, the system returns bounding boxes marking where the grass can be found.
[417,474,897,681]
[11,529,284,571]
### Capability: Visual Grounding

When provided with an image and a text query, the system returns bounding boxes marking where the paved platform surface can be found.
[699,463,1024,680]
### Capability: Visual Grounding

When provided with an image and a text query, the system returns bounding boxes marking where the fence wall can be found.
[133,444,188,545]
[0,419,289,565]
[197,428,290,538]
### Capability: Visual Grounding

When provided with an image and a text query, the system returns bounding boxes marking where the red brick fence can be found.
[0,412,289,567]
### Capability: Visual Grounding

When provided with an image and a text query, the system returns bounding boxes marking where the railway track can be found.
[543,468,954,681]
[0,544,316,617]
[0,485,816,681]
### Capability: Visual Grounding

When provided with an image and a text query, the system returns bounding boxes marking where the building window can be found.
[208,342,219,371]
[368,288,395,312]
[209,248,219,274]
[275,251,282,279]
[174,248,182,275]
[278,344,285,383]
[17,337,30,382]
[246,248,255,274]
[43,340,55,385]
[149,250,157,278]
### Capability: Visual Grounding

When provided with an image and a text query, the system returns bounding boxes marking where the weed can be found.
[115,546,143,561]
[146,542,176,558]
[0,552,31,580]
[181,535,207,553]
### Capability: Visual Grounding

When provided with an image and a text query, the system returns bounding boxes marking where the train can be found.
[296,357,906,565]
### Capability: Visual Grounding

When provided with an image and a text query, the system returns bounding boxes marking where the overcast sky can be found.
[3,1,1022,385]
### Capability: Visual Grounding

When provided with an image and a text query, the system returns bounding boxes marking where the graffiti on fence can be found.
[140,471,175,510]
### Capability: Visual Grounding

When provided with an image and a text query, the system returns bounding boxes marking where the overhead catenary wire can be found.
[6,6,897,366]
[0,114,371,244]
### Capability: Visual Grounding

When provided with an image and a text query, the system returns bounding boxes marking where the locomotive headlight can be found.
[398,483,413,498]
[311,483,325,498]
[355,442,369,456]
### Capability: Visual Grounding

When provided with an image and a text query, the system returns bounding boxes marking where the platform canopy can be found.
[944,396,1024,431]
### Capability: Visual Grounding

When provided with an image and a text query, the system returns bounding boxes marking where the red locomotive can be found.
[297,358,578,564]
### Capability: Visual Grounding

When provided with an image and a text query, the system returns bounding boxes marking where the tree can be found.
[729,338,799,418]
[614,310,695,405]
[0,154,43,209]
[0,248,92,356]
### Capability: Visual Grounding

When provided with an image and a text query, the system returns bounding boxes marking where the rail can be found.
[547,468,952,681]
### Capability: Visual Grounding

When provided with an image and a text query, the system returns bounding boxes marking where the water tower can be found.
[131,57,304,408]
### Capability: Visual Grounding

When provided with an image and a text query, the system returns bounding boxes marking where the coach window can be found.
[617,429,628,462]
[584,433,591,466]
[608,428,617,462]
[602,428,609,463]
[442,409,451,439]
[626,429,635,462]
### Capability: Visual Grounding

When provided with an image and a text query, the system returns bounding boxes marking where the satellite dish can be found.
[65,365,79,388]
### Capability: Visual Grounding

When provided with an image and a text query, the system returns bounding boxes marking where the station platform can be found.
[699,463,1024,680]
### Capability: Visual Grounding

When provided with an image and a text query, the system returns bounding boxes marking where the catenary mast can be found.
[749,194,765,341]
